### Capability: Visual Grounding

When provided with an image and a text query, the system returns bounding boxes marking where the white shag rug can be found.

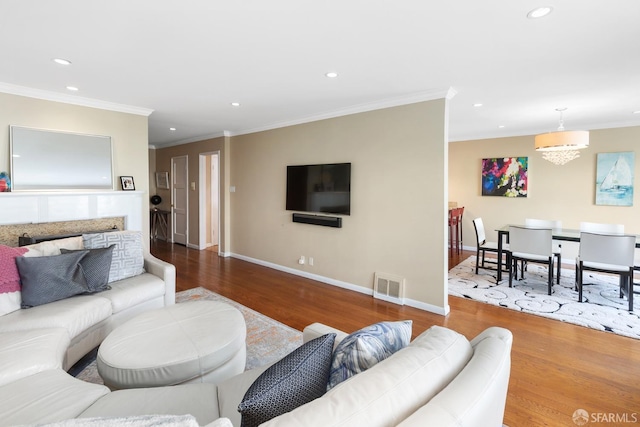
[449,257,640,340]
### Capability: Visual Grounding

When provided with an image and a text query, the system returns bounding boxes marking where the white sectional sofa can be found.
[1,320,511,427]
[0,233,512,426]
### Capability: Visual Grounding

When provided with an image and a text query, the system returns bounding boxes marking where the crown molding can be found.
[0,82,154,117]
[226,87,454,137]
[153,131,228,149]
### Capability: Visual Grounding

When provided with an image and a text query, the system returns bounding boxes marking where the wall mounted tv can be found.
[286,163,351,215]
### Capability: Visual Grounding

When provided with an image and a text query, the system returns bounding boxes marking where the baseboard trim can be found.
[229,253,448,316]
[405,298,450,316]
[230,253,372,297]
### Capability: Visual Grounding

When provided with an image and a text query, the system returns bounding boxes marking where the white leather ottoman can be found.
[97,300,246,390]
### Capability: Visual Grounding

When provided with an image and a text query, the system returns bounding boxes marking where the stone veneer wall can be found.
[0,217,125,247]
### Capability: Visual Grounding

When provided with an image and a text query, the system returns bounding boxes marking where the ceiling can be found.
[1,0,639,148]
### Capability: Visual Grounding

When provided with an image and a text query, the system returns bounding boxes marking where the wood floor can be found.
[150,240,640,427]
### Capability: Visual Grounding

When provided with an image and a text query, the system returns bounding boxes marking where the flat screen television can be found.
[286,163,351,215]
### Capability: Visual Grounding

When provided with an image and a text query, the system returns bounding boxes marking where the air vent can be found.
[373,273,405,305]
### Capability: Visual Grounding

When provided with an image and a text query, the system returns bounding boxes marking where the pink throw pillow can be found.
[0,245,28,316]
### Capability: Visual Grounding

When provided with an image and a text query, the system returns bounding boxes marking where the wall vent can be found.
[373,272,405,305]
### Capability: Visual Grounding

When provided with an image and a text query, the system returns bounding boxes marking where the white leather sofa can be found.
[0,320,512,426]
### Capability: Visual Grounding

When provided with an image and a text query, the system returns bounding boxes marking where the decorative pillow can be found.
[61,245,115,293]
[16,251,90,308]
[238,333,336,427]
[83,231,145,283]
[327,320,412,390]
[0,245,29,316]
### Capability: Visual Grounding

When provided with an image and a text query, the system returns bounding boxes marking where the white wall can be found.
[229,99,449,313]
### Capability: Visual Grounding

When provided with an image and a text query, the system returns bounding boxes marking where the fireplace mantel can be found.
[0,191,144,230]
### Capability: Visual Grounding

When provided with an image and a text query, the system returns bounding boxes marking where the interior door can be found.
[172,156,188,245]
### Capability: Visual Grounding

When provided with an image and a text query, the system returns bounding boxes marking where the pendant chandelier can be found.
[535,108,589,165]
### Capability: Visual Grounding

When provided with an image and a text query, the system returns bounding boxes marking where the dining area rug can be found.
[449,257,640,340]
[72,287,303,384]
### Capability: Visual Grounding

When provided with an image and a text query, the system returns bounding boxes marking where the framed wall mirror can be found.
[10,126,114,191]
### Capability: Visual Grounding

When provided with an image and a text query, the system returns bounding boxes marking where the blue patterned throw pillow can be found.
[327,320,412,390]
[238,333,336,427]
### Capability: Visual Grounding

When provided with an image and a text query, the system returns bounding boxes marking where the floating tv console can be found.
[292,213,342,228]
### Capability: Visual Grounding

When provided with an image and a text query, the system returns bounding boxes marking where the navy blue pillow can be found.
[17,251,89,308]
[238,333,336,427]
[61,245,114,292]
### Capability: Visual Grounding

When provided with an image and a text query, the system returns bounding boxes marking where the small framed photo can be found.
[155,171,170,189]
[120,176,135,191]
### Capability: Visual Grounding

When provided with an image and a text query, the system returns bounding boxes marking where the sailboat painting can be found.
[595,152,635,206]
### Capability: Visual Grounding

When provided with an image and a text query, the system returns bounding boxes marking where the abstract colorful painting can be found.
[482,157,528,197]
[595,152,634,206]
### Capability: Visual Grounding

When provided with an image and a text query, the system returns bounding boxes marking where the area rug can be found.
[73,287,303,384]
[449,257,640,339]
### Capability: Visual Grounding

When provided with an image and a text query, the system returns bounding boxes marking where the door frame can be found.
[198,151,221,252]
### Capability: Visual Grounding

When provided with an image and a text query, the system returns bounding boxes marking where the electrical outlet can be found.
[298,256,305,265]
[309,257,314,266]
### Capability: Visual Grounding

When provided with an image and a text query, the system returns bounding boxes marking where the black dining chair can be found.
[472,217,510,275]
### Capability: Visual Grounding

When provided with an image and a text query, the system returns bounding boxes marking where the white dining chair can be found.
[472,217,510,276]
[579,222,624,234]
[508,226,554,295]
[525,218,562,283]
[577,232,635,311]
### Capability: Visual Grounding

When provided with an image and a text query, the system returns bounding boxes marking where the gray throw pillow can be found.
[83,231,145,283]
[61,245,115,292]
[16,251,90,308]
[238,333,336,427]
[327,320,412,390]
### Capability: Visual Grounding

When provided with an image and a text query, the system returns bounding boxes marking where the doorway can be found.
[199,152,220,252]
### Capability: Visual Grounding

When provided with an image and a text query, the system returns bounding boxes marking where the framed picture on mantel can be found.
[120,176,135,191]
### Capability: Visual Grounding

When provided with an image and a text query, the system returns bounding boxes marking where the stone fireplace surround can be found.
[0,191,143,247]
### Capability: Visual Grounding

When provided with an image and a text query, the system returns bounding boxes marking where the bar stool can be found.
[448,207,464,255]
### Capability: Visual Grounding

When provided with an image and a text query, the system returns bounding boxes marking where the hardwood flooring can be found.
[150,240,640,427]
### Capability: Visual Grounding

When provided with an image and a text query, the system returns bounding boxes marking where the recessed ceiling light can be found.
[66,86,78,91]
[498,125,506,129]
[527,7,553,19]
[325,72,338,78]
[633,110,640,115]
[231,102,241,107]
[53,58,71,65]
[473,103,483,107]
[169,127,176,131]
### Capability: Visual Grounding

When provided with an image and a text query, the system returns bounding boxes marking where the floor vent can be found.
[373,273,405,305]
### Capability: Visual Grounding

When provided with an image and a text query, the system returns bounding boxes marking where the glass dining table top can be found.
[496,224,640,247]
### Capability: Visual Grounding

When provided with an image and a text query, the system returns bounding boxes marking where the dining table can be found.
[494,225,640,283]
